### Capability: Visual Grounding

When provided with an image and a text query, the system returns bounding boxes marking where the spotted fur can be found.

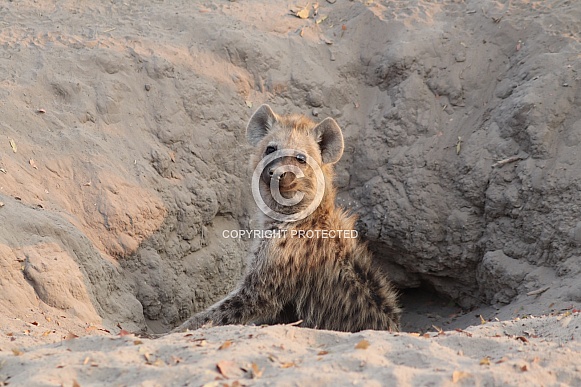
[175,105,400,333]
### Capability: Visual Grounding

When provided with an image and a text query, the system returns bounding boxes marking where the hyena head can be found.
[246,104,344,221]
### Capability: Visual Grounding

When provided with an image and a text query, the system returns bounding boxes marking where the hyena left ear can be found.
[246,104,277,146]
[313,117,344,164]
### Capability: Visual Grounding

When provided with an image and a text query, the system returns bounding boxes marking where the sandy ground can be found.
[1,0,581,385]
[1,312,580,386]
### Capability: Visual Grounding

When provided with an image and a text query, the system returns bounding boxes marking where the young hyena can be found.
[175,104,400,333]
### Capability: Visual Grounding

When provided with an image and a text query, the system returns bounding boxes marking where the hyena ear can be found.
[246,104,277,146]
[313,117,344,164]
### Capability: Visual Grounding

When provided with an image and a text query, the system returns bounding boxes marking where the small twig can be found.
[286,320,303,326]
[492,155,523,168]
[526,286,550,296]
[456,136,463,155]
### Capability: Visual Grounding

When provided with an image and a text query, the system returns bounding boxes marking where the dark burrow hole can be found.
[399,284,492,333]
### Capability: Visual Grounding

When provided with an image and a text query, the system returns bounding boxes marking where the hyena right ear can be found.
[313,117,344,164]
[246,104,277,146]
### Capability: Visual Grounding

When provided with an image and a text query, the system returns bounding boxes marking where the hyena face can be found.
[246,105,344,218]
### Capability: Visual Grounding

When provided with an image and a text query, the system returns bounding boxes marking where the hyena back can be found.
[175,104,400,333]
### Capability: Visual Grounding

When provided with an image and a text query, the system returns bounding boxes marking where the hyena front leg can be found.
[173,269,292,332]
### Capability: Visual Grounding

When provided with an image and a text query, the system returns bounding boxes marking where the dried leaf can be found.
[520,364,528,372]
[218,340,233,350]
[133,340,143,345]
[515,336,529,343]
[317,350,329,355]
[432,325,444,335]
[355,339,370,350]
[72,379,81,387]
[456,136,463,155]
[268,354,278,362]
[37,108,46,114]
[66,332,78,340]
[245,100,253,108]
[479,357,491,365]
[216,360,242,379]
[0,202,4,208]
[479,315,486,324]
[30,321,39,326]
[250,362,263,379]
[12,348,23,356]
[83,356,90,365]
[281,362,296,368]
[295,8,309,19]
[9,139,17,153]
[119,329,132,337]
[452,370,471,383]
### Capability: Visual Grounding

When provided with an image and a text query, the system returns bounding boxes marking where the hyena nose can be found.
[268,168,287,180]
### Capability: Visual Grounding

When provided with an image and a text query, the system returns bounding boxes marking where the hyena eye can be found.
[265,146,276,155]
[296,154,307,164]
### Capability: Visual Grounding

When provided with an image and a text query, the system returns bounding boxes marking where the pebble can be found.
[307,90,323,107]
